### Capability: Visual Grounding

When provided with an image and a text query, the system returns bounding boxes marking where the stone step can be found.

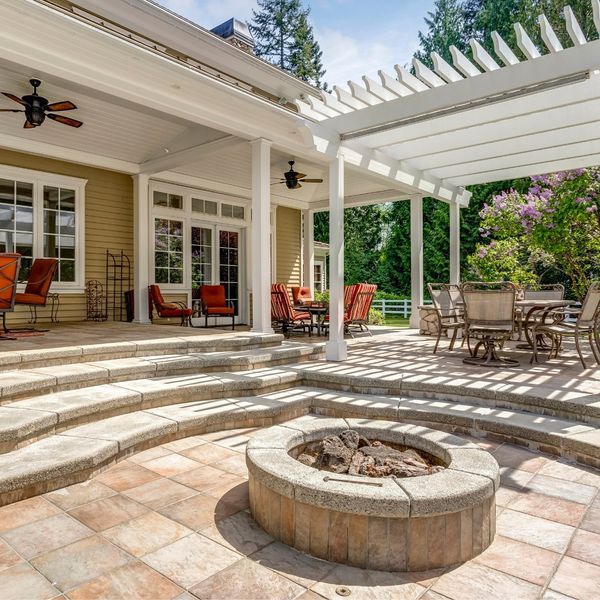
[0,342,324,403]
[0,331,284,371]
[0,386,598,506]
[290,360,600,426]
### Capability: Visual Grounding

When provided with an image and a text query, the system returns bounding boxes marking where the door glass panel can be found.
[219,230,239,315]
[43,186,77,282]
[191,226,212,296]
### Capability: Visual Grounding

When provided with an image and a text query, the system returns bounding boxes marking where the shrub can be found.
[368,308,385,325]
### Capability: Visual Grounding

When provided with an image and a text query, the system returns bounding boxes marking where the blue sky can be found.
[156,0,436,87]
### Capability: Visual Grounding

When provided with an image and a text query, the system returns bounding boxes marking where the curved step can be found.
[0,342,323,403]
[0,332,284,371]
[0,387,598,506]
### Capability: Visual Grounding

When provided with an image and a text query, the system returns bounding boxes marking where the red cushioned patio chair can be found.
[199,285,235,330]
[271,283,311,337]
[291,286,313,306]
[13,257,58,331]
[148,284,192,326]
[345,283,377,337]
[0,253,21,340]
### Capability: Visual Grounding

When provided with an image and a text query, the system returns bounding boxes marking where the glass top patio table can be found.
[515,299,574,350]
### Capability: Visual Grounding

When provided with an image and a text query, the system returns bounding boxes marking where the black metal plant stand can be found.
[105,250,131,322]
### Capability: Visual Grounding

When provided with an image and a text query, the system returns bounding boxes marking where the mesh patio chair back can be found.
[522,283,564,302]
[428,283,462,317]
[579,283,600,324]
[461,281,517,327]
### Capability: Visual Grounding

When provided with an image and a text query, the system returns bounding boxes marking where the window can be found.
[0,167,85,288]
[192,198,218,216]
[0,178,34,278]
[219,230,239,314]
[153,191,182,209]
[154,218,183,284]
[314,263,323,292]
[221,203,245,220]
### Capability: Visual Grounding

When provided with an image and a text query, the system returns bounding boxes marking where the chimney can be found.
[210,18,255,54]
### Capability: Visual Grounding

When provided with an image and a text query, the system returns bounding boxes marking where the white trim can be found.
[0,163,86,292]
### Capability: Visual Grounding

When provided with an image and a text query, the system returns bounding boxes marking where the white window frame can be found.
[0,164,86,292]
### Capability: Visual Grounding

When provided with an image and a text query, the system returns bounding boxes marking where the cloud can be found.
[316,26,421,89]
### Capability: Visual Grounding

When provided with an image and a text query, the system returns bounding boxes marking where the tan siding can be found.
[0,150,133,324]
[275,206,301,289]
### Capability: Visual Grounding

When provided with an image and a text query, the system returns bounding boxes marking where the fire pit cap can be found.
[246,417,499,518]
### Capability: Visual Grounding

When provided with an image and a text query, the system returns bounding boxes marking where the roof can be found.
[297,1,600,190]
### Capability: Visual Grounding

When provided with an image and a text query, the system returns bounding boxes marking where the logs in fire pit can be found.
[296,429,445,478]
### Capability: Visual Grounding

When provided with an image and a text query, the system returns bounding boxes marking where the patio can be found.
[0,420,598,600]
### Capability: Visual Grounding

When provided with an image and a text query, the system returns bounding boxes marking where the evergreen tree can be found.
[414,0,468,68]
[289,12,327,88]
[250,0,327,88]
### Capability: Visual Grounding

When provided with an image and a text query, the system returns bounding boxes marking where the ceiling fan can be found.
[273,161,323,189]
[1,79,83,129]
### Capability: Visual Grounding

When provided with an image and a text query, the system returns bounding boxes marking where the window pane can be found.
[59,188,75,211]
[44,235,59,257]
[170,269,183,284]
[59,260,75,282]
[169,253,183,269]
[155,252,168,268]
[233,206,244,219]
[168,194,183,209]
[0,204,14,230]
[155,219,169,234]
[44,186,59,210]
[206,200,218,215]
[155,268,168,283]
[169,236,182,253]
[169,221,182,236]
[0,179,13,203]
[44,210,58,233]
[16,182,33,206]
[153,191,168,207]
[16,207,33,232]
[155,234,168,252]
[59,211,75,236]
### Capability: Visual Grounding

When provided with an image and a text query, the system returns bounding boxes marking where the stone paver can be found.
[0,420,595,598]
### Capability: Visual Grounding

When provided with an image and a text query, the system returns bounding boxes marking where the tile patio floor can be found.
[1,420,599,600]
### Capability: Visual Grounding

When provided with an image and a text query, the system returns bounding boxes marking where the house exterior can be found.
[2,0,597,360]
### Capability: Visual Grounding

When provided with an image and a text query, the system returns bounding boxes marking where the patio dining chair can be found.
[514,283,565,340]
[427,283,465,354]
[291,286,313,306]
[530,283,600,369]
[0,253,21,340]
[148,284,193,326]
[461,281,519,367]
[12,257,58,332]
[271,283,311,337]
[198,285,235,330]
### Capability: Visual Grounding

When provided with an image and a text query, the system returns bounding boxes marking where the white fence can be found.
[371,298,432,319]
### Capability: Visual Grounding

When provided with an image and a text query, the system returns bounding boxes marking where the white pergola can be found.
[293,1,600,359]
[1,0,600,362]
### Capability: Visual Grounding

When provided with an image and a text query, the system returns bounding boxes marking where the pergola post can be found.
[250,138,273,333]
[326,152,347,361]
[132,173,151,324]
[302,209,315,291]
[449,201,461,284]
[410,196,424,329]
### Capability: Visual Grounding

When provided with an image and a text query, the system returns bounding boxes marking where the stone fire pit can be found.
[246,417,499,572]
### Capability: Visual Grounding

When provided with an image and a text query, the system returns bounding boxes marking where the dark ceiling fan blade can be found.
[294,172,307,179]
[293,182,302,189]
[45,100,77,112]
[2,92,26,106]
[23,120,35,129]
[299,178,323,183]
[47,113,83,128]
[0,108,23,112]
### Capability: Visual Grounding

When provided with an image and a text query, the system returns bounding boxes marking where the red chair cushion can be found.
[206,306,234,315]
[23,258,57,297]
[200,285,227,308]
[15,292,47,306]
[160,307,192,318]
[292,287,312,305]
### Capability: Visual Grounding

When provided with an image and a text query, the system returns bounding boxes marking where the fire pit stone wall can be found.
[246,417,499,572]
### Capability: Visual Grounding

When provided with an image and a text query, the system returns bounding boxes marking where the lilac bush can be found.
[469,168,600,298]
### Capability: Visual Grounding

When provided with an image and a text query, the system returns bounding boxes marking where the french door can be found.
[190,223,243,321]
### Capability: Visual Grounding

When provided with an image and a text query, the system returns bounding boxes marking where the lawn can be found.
[383,316,410,327]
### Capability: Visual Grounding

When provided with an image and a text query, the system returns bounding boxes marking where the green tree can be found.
[288,12,327,88]
[250,0,326,88]
[415,0,468,68]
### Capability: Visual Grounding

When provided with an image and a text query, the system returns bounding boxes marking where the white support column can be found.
[132,173,151,324]
[250,138,273,333]
[302,209,315,291]
[326,152,347,361]
[449,201,461,284]
[409,196,424,329]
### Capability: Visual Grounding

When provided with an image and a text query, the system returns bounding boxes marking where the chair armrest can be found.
[173,301,189,310]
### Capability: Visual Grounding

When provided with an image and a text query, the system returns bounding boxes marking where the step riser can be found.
[0,401,597,508]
